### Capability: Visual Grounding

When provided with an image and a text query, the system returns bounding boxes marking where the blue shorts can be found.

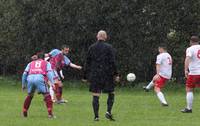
[27,74,49,94]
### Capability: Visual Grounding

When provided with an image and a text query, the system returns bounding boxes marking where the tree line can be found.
[0,0,200,83]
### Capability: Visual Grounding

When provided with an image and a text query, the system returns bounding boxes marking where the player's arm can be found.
[109,46,120,82]
[156,64,161,75]
[59,70,64,79]
[69,63,82,70]
[83,47,92,80]
[185,48,192,78]
[46,62,55,86]
[152,64,161,81]
[184,56,190,78]
[22,63,30,91]
[64,55,82,70]
[153,55,162,80]
[46,63,56,91]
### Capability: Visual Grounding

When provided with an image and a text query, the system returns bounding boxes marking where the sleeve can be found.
[186,48,192,57]
[156,55,162,65]
[84,47,92,79]
[108,46,118,76]
[49,49,60,57]
[64,56,71,65]
[46,62,54,84]
[22,63,30,86]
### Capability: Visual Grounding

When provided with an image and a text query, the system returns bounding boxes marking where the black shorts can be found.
[89,83,115,93]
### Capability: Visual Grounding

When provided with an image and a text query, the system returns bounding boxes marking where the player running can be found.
[143,44,172,106]
[181,36,200,113]
[46,45,82,104]
[22,52,55,118]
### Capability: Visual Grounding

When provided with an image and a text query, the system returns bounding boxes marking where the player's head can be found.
[97,30,107,41]
[61,45,70,55]
[37,52,45,59]
[31,55,38,61]
[190,35,199,45]
[158,43,167,53]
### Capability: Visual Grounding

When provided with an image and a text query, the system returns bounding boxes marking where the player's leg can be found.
[22,82,35,117]
[154,76,168,106]
[90,83,101,121]
[53,70,66,103]
[107,92,115,114]
[185,87,193,111]
[57,81,67,103]
[37,80,55,118]
[106,91,115,121]
[92,92,101,121]
[54,80,60,101]
[57,71,65,102]
[49,85,56,102]
[154,87,168,106]
[143,75,157,91]
[143,80,154,92]
[43,93,55,118]
[55,80,67,104]
[181,75,194,113]
[181,88,193,113]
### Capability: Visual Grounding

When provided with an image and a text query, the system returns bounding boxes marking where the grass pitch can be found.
[0,77,200,126]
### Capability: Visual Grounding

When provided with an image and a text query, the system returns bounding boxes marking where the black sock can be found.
[92,96,99,118]
[107,93,114,114]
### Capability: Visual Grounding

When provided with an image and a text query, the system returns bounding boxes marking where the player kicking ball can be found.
[181,36,200,113]
[143,44,172,106]
[22,52,56,118]
[46,45,82,104]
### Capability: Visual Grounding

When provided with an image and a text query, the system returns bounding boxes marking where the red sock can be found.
[23,95,33,112]
[44,94,53,115]
[54,84,61,100]
[59,87,62,99]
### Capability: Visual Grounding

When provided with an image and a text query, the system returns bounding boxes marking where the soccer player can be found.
[181,36,200,113]
[84,30,119,121]
[22,52,55,118]
[46,45,82,104]
[143,44,172,106]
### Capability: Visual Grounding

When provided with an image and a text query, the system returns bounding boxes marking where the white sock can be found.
[186,92,193,110]
[157,92,167,104]
[49,86,55,100]
[146,81,154,89]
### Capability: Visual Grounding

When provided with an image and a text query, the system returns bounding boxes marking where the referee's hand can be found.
[22,85,26,92]
[115,76,120,83]
[81,79,88,83]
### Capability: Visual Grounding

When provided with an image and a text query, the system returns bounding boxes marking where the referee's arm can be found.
[109,47,118,76]
[83,47,92,80]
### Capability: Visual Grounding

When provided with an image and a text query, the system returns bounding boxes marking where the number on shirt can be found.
[197,50,200,59]
[167,57,172,65]
[35,61,41,68]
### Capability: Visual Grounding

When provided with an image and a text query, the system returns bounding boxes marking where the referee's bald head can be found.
[97,30,107,41]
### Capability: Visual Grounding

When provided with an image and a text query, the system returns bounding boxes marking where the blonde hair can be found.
[97,30,107,41]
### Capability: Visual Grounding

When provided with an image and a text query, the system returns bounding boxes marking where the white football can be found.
[127,73,136,82]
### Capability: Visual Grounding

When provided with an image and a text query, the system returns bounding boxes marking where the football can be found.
[127,73,136,82]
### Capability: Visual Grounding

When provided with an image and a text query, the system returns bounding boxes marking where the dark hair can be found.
[158,43,167,50]
[61,45,69,50]
[190,36,199,43]
[37,52,45,59]
[31,55,38,61]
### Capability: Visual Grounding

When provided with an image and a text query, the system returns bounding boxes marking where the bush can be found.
[0,0,200,82]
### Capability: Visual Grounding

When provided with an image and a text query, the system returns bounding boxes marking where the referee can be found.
[84,30,119,121]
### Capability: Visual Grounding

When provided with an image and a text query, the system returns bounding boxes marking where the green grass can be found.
[0,76,200,126]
